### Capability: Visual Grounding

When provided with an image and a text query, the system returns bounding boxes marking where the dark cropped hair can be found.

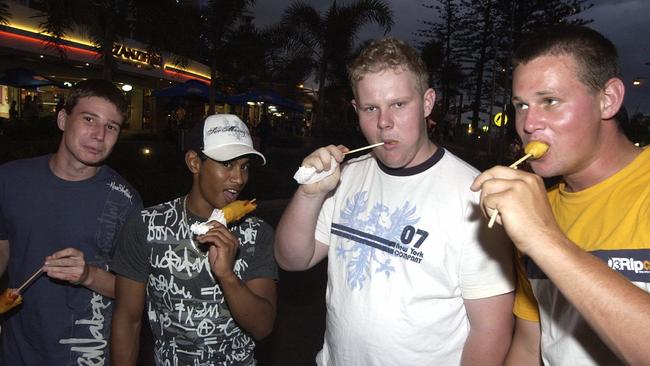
[513,25,620,93]
[348,37,429,96]
[63,79,128,118]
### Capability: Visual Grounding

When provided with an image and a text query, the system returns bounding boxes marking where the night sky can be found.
[253,0,650,115]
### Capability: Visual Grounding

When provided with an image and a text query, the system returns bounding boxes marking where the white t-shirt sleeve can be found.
[459,194,515,299]
[315,192,336,246]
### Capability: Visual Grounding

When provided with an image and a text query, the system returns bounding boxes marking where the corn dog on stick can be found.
[487,141,549,228]
[222,199,257,223]
[0,288,22,314]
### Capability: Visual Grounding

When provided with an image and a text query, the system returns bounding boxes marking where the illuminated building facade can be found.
[0,0,211,131]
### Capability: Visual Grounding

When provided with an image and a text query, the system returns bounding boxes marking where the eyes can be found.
[82,115,121,132]
[361,101,407,113]
[513,98,559,112]
[219,161,250,171]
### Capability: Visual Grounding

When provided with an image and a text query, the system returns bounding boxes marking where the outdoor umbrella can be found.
[226,90,304,112]
[0,67,59,88]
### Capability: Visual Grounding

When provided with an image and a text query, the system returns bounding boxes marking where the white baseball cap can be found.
[190,114,266,165]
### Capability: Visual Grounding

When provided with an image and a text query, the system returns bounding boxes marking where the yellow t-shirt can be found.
[513,147,650,364]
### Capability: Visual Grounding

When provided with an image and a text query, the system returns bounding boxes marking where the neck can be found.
[49,150,99,181]
[564,127,641,192]
[185,190,215,218]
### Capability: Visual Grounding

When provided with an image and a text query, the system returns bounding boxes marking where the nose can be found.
[91,123,105,141]
[519,106,544,135]
[377,109,393,130]
[229,167,245,185]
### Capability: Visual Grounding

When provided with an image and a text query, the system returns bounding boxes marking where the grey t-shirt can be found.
[112,196,278,366]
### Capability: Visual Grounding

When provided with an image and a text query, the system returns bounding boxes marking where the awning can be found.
[0,67,60,88]
[226,90,304,112]
[152,79,226,101]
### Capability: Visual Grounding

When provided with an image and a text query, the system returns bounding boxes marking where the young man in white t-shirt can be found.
[275,37,515,365]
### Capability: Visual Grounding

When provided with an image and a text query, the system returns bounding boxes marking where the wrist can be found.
[72,264,91,287]
[216,271,239,286]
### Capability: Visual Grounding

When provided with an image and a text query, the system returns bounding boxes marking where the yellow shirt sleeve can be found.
[512,252,540,322]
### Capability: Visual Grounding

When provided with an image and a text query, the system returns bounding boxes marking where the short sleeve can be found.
[241,219,279,281]
[315,192,336,246]
[513,254,540,321]
[111,210,149,283]
[460,201,515,299]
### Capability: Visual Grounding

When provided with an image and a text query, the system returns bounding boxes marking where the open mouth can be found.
[223,189,240,202]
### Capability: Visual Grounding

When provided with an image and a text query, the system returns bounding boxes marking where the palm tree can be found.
[193,0,257,114]
[34,0,139,80]
[0,0,11,25]
[276,0,393,135]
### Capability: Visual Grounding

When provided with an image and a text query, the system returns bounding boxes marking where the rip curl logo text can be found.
[608,257,650,273]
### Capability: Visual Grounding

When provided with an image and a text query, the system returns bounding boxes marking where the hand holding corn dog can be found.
[471,141,551,236]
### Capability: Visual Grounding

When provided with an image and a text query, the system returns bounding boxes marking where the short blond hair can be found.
[348,37,429,96]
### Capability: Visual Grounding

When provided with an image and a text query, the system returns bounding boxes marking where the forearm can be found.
[219,275,276,340]
[110,313,142,366]
[81,266,115,298]
[274,189,327,270]
[461,293,514,366]
[111,276,146,366]
[461,324,512,366]
[529,236,650,365]
[504,319,541,366]
[0,240,9,277]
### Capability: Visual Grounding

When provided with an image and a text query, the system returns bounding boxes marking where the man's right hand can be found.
[299,145,347,196]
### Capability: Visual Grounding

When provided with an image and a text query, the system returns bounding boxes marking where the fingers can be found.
[471,165,524,191]
[46,247,84,261]
[202,230,238,279]
[43,262,88,284]
[302,145,347,171]
[43,247,88,285]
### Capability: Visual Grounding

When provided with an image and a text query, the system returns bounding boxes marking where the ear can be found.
[56,109,67,131]
[600,77,625,120]
[351,99,358,113]
[423,88,435,116]
[185,150,201,174]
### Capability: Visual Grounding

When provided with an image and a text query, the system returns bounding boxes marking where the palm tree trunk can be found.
[313,61,328,138]
[209,54,218,115]
[101,22,116,81]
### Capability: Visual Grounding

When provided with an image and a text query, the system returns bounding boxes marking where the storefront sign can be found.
[112,43,163,68]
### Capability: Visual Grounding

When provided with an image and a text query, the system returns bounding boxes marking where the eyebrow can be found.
[512,90,557,101]
[80,111,122,127]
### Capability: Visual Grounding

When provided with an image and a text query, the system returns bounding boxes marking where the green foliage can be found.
[273,0,394,134]
[417,0,593,130]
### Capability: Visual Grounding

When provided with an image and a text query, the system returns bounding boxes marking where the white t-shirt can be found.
[315,148,514,366]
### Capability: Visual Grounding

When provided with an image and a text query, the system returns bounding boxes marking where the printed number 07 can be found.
[400,225,429,249]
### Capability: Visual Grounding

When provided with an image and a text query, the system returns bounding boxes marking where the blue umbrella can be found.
[0,67,59,88]
[227,90,304,112]
[153,79,226,101]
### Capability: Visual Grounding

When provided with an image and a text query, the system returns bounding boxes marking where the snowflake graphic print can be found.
[332,191,429,290]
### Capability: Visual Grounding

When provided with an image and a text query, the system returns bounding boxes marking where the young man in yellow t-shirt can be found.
[472,25,650,365]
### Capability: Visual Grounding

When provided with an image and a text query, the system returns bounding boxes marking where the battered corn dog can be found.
[487,141,550,228]
[222,199,257,223]
[190,199,258,236]
[524,141,549,159]
[0,288,22,314]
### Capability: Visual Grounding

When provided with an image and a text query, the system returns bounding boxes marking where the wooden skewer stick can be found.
[487,154,534,228]
[17,268,43,294]
[508,153,534,170]
[344,142,385,155]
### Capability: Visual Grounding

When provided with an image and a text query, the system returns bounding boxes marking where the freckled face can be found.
[512,54,604,178]
[197,157,250,210]
[353,68,435,169]
[58,96,123,167]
